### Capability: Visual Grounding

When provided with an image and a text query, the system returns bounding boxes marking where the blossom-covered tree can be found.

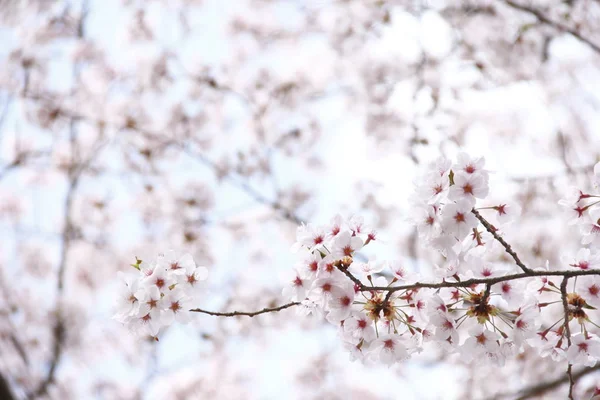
[2,0,600,399]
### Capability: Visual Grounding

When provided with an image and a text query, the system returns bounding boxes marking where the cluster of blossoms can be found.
[113,251,208,339]
[113,153,600,372]
[283,153,600,368]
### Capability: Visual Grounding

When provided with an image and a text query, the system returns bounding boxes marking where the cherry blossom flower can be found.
[461,327,501,362]
[579,276,600,308]
[281,268,309,301]
[566,333,600,366]
[349,260,384,279]
[562,248,600,271]
[309,271,352,306]
[370,334,409,365]
[463,253,506,279]
[492,279,527,308]
[291,223,328,252]
[296,252,323,280]
[430,311,459,348]
[332,231,363,259]
[387,261,416,283]
[448,171,489,205]
[326,287,356,322]
[511,307,541,347]
[327,214,344,239]
[157,250,194,276]
[580,206,600,245]
[454,152,487,178]
[442,199,478,240]
[416,175,449,204]
[491,203,520,224]
[179,261,209,289]
[162,289,192,324]
[343,312,376,342]
[410,203,441,239]
[113,272,141,322]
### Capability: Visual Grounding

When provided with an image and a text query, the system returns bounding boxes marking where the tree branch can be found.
[471,208,533,274]
[560,277,575,399]
[513,364,600,399]
[190,301,300,317]
[364,268,600,293]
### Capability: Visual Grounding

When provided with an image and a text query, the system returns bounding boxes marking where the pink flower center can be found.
[454,212,465,223]
[465,164,475,173]
[462,183,474,195]
[384,339,395,349]
[155,278,165,288]
[343,246,353,256]
[170,301,181,313]
[322,283,332,292]
[475,333,487,345]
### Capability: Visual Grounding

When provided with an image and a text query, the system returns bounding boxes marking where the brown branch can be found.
[365,268,600,293]
[190,301,300,317]
[502,0,600,54]
[560,277,575,400]
[471,208,533,274]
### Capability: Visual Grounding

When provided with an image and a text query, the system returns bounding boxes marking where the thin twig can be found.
[190,301,300,317]
[560,277,575,400]
[471,208,533,274]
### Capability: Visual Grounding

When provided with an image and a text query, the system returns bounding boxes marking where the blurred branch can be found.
[502,365,600,399]
[508,163,595,183]
[0,373,15,400]
[502,0,600,54]
[179,146,305,225]
[28,4,91,398]
[10,91,306,226]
